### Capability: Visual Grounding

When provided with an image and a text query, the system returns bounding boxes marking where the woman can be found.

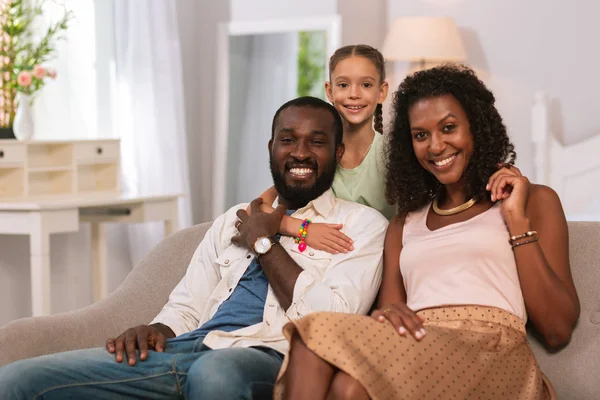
[274,64,579,399]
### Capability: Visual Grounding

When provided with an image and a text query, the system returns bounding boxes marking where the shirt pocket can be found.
[286,244,333,278]
[214,245,247,278]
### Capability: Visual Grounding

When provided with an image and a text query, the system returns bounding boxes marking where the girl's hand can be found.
[371,303,426,340]
[305,223,354,254]
[486,163,530,221]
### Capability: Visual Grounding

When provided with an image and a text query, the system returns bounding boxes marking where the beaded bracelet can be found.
[295,218,311,252]
[511,237,539,248]
[508,230,538,244]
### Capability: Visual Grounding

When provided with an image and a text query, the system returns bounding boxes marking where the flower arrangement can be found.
[0,0,72,135]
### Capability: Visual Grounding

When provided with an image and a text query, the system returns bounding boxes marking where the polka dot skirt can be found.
[274,306,556,400]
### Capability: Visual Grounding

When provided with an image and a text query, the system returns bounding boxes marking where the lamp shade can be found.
[382,16,466,63]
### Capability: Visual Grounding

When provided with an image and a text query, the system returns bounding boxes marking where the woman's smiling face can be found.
[408,94,474,186]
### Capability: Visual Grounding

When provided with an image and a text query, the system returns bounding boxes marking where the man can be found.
[0,96,388,399]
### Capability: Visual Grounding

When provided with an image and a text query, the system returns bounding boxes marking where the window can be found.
[31,0,115,140]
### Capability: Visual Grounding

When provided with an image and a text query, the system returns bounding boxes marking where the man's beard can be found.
[269,156,336,210]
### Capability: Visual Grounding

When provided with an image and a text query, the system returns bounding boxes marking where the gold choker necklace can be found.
[432,194,477,216]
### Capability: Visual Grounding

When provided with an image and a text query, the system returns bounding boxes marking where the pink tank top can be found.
[401,202,527,321]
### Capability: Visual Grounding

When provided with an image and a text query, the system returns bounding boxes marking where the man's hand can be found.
[232,198,286,250]
[106,324,169,366]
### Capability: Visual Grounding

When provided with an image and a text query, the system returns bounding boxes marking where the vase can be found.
[13,93,35,141]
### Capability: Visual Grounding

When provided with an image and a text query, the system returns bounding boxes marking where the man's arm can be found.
[258,244,303,309]
[234,198,388,316]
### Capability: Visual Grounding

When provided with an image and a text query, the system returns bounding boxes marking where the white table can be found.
[0,193,180,317]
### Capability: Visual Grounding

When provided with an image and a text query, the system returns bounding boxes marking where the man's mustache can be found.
[285,160,317,170]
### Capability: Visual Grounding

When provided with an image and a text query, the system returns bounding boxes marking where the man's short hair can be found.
[271,96,343,147]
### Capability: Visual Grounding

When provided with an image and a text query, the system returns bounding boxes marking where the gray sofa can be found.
[0,221,598,399]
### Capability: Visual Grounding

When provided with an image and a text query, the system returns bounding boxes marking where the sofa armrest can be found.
[0,222,212,367]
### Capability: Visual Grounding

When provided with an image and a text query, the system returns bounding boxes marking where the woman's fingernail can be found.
[378,316,385,322]
[415,331,423,339]
[491,194,495,201]
[399,326,407,335]
[486,184,490,190]
[420,328,426,336]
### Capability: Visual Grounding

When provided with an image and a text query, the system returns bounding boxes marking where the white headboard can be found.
[531,92,600,221]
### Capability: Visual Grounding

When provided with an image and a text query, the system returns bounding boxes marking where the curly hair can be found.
[385,64,516,213]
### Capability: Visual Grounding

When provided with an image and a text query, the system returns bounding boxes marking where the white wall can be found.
[338,0,387,48]
[387,0,600,178]
[230,0,336,21]
[176,0,230,224]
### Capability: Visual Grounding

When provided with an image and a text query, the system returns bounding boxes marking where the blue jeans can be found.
[0,335,283,399]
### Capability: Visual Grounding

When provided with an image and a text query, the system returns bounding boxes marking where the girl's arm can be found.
[245,186,354,254]
[488,167,580,349]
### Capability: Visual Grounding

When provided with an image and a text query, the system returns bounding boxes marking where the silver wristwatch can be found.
[253,236,276,255]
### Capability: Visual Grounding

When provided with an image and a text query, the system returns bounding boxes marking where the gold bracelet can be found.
[509,230,538,244]
[511,237,539,248]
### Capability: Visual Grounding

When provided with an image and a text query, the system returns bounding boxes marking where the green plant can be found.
[0,0,72,128]
[297,31,326,98]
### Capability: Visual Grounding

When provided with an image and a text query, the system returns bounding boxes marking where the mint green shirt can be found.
[332,133,397,220]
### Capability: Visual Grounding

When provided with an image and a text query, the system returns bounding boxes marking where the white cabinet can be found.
[0,139,120,198]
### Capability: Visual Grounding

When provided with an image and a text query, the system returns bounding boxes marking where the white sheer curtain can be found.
[32,0,98,139]
[226,33,298,208]
[113,0,192,264]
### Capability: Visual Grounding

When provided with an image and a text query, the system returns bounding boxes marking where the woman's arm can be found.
[371,214,425,340]
[376,214,407,307]
[512,185,579,348]
[488,167,580,349]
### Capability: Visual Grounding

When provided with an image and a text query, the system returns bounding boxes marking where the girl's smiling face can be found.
[326,56,388,128]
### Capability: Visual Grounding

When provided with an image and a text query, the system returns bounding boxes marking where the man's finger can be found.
[272,204,286,219]
[106,338,115,353]
[250,197,264,214]
[155,332,166,352]
[114,335,125,363]
[236,209,249,223]
[125,330,138,366]
[137,328,150,361]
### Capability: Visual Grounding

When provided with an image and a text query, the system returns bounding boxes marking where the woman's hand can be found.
[371,303,426,340]
[486,163,531,221]
[305,223,354,254]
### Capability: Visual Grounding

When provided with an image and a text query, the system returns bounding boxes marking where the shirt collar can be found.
[273,188,336,219]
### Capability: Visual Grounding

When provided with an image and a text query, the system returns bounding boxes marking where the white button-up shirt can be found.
[151,189,389,355]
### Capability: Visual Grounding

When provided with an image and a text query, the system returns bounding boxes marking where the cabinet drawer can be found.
[74,141,119,162]
[0,143,26,165]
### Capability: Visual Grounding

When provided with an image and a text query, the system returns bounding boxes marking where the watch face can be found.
[255,237,272,254]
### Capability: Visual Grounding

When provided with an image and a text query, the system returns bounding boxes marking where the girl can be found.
[253,45,394,254]
[275,64,579,399]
